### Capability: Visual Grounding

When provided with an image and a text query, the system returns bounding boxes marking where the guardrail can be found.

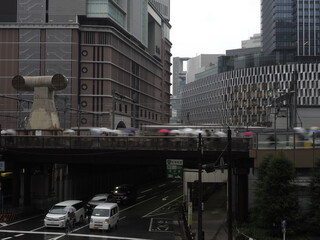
[2,133,317,152]
[0,135,249,152]
[252,132,319,150]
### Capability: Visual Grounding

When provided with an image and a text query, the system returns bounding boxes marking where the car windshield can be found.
[91,196,107,201]
[49,206,67,214]
[92,209,109,217]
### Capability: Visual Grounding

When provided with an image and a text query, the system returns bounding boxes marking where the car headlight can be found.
[59,216,65,221]
[104,219,108,224]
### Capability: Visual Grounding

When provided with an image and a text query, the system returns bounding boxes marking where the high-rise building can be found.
[261,0,320,58]
[0,0,172,130]
[180,0,320,129]
[186,54,223,84]
[170,57,189,123]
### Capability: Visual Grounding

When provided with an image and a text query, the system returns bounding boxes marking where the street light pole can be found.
[227,127,233,240]
[198,133,203,240]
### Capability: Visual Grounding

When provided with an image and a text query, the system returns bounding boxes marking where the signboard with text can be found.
[166,159,183,179]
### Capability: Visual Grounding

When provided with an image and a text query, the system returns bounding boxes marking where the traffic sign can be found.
[166,159,183,179]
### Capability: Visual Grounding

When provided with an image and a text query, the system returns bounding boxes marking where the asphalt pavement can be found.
[176,184,228,240]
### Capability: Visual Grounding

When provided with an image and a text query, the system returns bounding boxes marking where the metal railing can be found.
[0,135,249,152]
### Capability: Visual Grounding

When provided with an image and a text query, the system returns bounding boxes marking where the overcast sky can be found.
[170,0,261,58]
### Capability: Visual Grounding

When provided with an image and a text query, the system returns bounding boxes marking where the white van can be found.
[44,200,85,228]
[89,202,119,231]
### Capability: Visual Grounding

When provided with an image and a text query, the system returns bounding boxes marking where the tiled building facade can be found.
[181,63,320,128]
[0,0,171,130]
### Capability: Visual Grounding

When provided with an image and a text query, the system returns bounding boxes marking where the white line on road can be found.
[137,195,145,200]
[2,237,12,240]
[120,196,157,212]
[142,195,183,218]
[140,188,152,194]
[120,216,127,221]
[14,234,24,237]
[0,230,152,240]
[31,225,45,232]
[0,214,43,228]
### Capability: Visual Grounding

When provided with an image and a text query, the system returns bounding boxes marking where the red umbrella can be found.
[242,131,255,136]
[157,129,170,133]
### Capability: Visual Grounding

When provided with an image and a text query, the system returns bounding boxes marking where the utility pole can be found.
[227,127,233,240]
[289,69,298,129]
[198,133,203,240]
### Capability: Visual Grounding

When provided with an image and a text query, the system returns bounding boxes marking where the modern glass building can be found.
[262,0,320,58]
[180,0,320,129]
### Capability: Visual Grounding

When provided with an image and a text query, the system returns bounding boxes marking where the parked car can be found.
[86,193,116,217]
[89,202,119,231]
[112,184,137,205]
[44,200,85,228]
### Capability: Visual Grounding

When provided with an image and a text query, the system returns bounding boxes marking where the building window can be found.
[81,84,88,90]
[82,67,88,73]
[82,50,88,56]
[81,118,87,124]
[81,101,87,107]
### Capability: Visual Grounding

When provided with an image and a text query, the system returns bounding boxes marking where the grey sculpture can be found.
[12,74,68,131]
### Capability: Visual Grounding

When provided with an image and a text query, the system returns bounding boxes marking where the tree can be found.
[253,152,300,234]
[308,157,320,233]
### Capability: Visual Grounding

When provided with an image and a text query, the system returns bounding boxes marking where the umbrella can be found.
[1,130,8,135]
[157,129,170,133]
[90,128,103,135]
[63,129,75,134]
[126,127,136,132]
[294,127,306,134]
[123,129,134,134]
[64,206,76,213]
[170,129,181,134]
[242,131,255,136]
[214,131,227,137]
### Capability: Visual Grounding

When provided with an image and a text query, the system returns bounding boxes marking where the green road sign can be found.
[166,159,183,179]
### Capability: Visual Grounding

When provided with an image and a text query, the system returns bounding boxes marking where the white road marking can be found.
[0,214,43,228]
[120,196,157,212]
[14,234,24,237]
[137,195,145,200]
[141,188,152,194]
[31,225,45,232]
[0,229,153,240]
[119,216,127,221]
[142,195,183,218]
[2,237,13,240]
[0,223,7,226]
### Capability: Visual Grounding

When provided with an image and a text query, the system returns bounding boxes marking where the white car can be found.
[44,200,85,228]
[89,202,119,231]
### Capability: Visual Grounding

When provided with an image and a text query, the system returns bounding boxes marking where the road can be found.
[0,180,183,240]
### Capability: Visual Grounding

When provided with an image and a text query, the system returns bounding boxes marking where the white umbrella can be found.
[293,127,306,134]
[170,129,181,134]
[1,130,8,135]
[64,129,75,134]
[90,128,103,135]
[64,205,76,213]
[6,129,16,135]
[214,131,227,137]
[181,128,194,134]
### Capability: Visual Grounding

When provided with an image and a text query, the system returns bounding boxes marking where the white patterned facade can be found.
[181,63,320,128]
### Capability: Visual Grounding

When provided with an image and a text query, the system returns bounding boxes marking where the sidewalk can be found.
[177,184,228,240]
